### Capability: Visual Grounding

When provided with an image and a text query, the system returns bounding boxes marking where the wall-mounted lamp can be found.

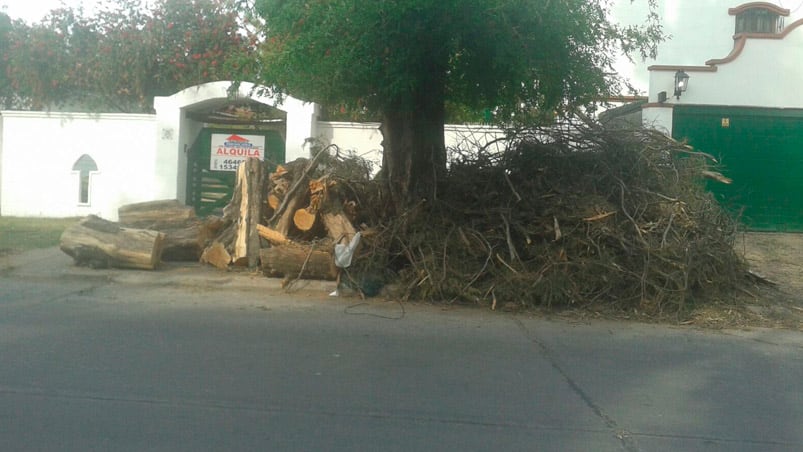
[674,70,690,99]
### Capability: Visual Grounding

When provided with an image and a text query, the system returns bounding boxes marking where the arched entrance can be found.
[153,81,318,210]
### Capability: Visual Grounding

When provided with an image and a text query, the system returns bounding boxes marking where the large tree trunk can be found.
[380,83,447,214]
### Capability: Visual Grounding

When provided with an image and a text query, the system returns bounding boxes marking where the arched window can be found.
[72,154,98,204]
[730,3,788,34]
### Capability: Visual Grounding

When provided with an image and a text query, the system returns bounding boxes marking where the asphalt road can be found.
[1,249,802,451]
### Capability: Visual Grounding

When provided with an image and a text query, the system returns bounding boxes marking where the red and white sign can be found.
[210,133,266,171]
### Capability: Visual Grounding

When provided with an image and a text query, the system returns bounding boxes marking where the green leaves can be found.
[254,0,664,124]
[2,0,261,112]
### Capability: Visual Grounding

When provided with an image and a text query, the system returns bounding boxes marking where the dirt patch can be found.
[737,232,803,294]
[701,232,803,330]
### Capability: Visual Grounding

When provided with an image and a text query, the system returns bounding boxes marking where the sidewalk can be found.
[1,247,338,295]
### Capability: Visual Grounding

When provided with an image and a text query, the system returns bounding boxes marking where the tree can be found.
[253,0,663,212]
[0,12,16,108]
[3,0,259,112]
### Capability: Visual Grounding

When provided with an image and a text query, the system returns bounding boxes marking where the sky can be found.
[1,0,104,23]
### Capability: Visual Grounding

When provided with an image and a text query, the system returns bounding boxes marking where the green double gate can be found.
[672,106,803,231]
[187,128,285,217]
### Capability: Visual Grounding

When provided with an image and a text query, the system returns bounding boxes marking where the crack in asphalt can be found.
[512,318,803,450]
[513,318,641,452]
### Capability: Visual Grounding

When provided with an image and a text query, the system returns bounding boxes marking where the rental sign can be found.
[210,133,266,171]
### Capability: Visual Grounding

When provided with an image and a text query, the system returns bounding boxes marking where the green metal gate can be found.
[187,128,285,217]
[672,105,803,231]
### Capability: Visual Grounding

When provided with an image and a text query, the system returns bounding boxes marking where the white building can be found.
[618,1,803,230]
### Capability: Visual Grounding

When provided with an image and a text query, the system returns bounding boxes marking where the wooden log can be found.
[259,244,337,280]
[322,212,357,244]
[268,193,281,210]
[268,158,312,237]
[117,200,214,261]
[118,199,196,229]
[200,241,231,270]
[160,221,204,261]
[233,158,265,267]
[256,224,290,246]
[293,208,317,232]
[60,215,165,270]
[213,158,266,268]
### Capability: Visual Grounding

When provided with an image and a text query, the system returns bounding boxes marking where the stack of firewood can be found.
[61,152,360,283]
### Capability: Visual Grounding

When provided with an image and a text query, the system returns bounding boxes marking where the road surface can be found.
[1,248,801,451]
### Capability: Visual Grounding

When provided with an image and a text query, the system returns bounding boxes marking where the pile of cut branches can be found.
[350,119,744,315]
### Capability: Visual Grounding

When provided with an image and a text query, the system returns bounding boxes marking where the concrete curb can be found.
[4,247,338,294]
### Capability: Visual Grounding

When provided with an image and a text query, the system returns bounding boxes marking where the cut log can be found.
[118,199,196,229]
[160,221,205,261]
[60,215,164,270]
[270,158,311,237]
[322,212,357,244]
[268,193,281,210]
[212,157,266,268]
[117,200,210,261]
[293,208,317,232]
[260,244,337,280]
[200,241,231,270]
[256,224,290,246]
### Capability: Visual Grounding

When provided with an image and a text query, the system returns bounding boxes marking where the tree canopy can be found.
[1,0,260,112]
[253,0,664,209]
[255,0,662,122]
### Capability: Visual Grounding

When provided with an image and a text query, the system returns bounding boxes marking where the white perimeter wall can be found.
[0,112,157,220]
[0,113,507,219]
[316,121,507,173]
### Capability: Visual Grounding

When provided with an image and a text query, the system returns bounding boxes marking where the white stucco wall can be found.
[316,121,508,173]
[0,111,157,220]
[316,121,384,172]
[0,108,509,219]
[649,27,803,108]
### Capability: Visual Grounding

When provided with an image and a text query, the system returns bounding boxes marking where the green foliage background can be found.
[0,0,260,112]
[255,0,664,124]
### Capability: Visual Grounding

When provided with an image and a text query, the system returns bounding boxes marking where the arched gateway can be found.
[153,81,318,214]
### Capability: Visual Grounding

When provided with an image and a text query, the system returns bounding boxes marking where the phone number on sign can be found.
[213,159,244,171]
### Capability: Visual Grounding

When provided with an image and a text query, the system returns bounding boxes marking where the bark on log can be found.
[60,215,165,270]
[233,158,265,267]
[260,245,337,280]
[209,157,266,268]
[118,199,196,229]
[322,212,357,244]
